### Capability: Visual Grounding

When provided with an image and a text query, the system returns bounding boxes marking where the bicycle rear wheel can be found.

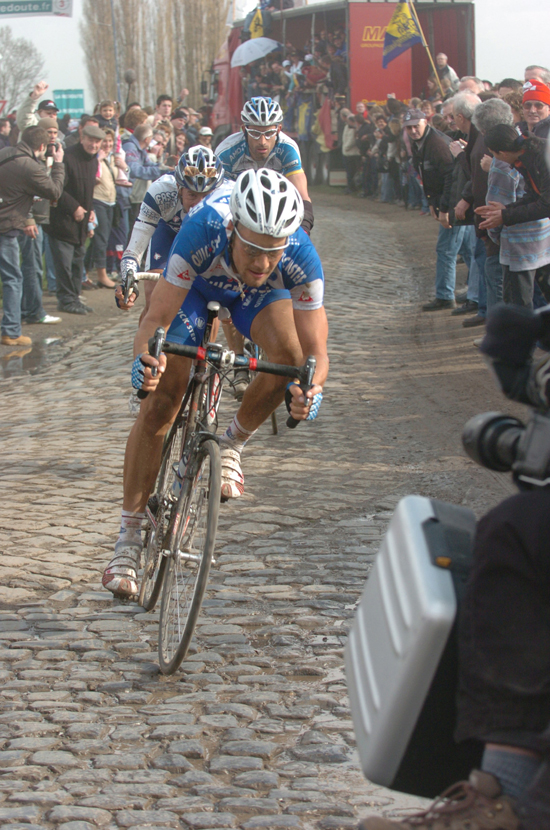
[158,437,221,675]
[139,419,185,611]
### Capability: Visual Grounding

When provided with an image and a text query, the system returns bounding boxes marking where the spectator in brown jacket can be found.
[0,125,64,345]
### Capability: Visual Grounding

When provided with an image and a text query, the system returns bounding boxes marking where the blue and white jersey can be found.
[165,181,323,310]
[216,130,303,181]
[123,173,186,267]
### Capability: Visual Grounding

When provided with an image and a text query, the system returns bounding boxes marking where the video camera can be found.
[462,304,550,489]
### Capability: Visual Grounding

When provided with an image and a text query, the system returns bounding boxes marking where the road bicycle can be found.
[138,301,316,674]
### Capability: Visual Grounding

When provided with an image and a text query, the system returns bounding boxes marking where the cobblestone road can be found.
[0,198,515,830]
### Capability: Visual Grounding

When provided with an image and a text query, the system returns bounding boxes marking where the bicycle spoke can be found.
[158,439,221,674]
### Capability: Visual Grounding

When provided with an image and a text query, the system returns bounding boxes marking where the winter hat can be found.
[523,79,550,107]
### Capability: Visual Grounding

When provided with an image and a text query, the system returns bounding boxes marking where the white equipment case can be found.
[345,496,482,797]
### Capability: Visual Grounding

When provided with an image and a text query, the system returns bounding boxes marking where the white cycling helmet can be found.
[174,145,224,193]
[241,97,283,127]
[230,168,304,238]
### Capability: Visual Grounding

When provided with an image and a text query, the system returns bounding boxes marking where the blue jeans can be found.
[380,172,395,203]
[43,232,56,292]
[19,227,46,323]
[408,174,423,208]
[485,253,503,310]
[459,226,478,302]
[0,233,24,338]
[435,224,467,300]
[473,237,487,317]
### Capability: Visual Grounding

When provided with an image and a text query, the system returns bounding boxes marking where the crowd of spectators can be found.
[241,27,349,108]
[332,64,550,334]
[0,84,216,339]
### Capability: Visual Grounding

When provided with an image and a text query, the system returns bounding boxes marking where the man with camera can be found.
[0,125,65,346]
[18,117,64,327]
[360,304,550,830]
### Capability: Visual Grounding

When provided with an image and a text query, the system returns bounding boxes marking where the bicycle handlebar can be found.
[157,339,310,385]
[144,328,316,426]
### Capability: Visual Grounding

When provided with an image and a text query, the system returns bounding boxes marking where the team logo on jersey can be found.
[298,287,313,303]
[154,253,162,260]
[195,317,205,329]
[176,310,197,343]
[191,233,221,268]
[282,257,307,285]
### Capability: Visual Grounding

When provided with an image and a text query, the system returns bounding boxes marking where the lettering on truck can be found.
[361,26,387,48]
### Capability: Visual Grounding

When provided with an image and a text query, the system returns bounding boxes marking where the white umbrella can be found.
[231,37,282,68]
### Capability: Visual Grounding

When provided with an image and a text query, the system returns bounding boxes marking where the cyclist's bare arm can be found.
[287,169,310,202]
[290,306,329,415]
[135,280,189,391]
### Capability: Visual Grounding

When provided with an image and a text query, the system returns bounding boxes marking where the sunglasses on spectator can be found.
[245,127,279,140]
[523,102,548,111]
[234,224,288,259]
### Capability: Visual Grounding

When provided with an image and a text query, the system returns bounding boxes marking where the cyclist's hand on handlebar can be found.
[115,283,138,310]
[286,382,323,421]
[131,352,167,392]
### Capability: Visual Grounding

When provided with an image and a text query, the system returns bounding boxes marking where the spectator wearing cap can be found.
[44,124,105,315]
[65,114,102,148]
[170,109,188,132]
[521,79,550,139]
[405,108,464,310]
[165,109,188,156]
[16,80,59,132]
[0,125,65,345]
[198,126,213,148]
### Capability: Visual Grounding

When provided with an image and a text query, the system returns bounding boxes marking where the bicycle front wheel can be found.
[139,419,185,611]
[158,438,221,675]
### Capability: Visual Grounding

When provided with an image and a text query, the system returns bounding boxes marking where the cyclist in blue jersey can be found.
[102,168,329,599]
[217,97,314,398]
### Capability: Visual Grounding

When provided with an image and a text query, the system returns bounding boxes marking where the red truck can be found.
[207,0,475,183]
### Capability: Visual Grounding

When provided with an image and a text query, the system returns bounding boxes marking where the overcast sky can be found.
[3,0,550,111]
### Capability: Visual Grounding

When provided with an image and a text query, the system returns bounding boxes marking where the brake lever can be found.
[286,355,316,429]
[123,270,139,304]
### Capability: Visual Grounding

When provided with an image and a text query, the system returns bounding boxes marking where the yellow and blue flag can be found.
[382,2,423,68]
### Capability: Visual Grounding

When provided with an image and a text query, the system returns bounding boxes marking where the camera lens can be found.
[462,412,524,472]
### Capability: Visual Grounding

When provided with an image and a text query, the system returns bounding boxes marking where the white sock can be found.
[116,509,145,548]
[219,415,257,454]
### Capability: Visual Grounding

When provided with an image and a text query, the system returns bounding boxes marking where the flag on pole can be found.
[250,7,265,38]
[382,2,423,69]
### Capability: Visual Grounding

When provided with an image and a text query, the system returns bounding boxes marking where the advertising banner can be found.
[349,2,412,107]
[0,0,72,18]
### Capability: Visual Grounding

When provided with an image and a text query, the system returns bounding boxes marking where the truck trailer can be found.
[207,0,475,184]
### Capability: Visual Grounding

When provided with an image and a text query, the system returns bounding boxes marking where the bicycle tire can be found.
[139,419,185,611]
[158,437,221,675]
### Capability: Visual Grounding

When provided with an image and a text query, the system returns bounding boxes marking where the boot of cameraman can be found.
[360,304,550,830]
